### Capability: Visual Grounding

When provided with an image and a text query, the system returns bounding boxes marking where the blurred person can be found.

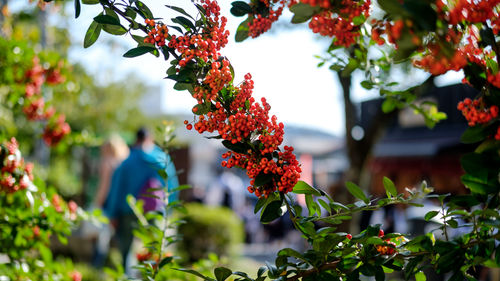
[104,127,179,271]
[91,134,129,267]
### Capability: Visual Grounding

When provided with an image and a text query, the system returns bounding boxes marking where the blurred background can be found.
[0,0,475,280]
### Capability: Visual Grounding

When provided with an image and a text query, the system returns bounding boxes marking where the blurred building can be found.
[361,83,477,196]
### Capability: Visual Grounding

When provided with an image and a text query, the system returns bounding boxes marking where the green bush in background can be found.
[177,203,244,263]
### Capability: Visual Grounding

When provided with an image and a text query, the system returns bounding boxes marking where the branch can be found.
[287,260,340,281]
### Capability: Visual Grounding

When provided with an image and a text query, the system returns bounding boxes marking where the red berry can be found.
[378,229,384,237]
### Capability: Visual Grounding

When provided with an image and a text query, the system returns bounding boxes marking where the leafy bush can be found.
[177,203,244,263]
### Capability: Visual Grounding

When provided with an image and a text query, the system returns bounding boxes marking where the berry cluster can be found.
[437,0,500,25]
[21,56,70,146]
[144,19,169,47]
[457,98,499,127]
[375,229,397,255]
[168,0,301,197]
[413,39,467,75]
[42,114,71,146]
[305,0,370,47]
[0,137,35,193]
[248,0,285,38]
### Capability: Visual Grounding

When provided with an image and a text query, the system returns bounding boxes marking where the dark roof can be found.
[363,83,478,157]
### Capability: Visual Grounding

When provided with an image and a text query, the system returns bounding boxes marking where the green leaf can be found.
[382,98,396,113]
[74,0,81,18]
[461,125,490,144]
[214,267,232,281]
[102,8,127,35]
[360,80,374,90]
[261,200,283,223]
[192,102,211,115]
[382,176,397,197]
[424,210,439,221]
[292,180,321,196]
[235,17,251,42]
[82,0,99,3]
[254,171,274,187]
[415,271,426,281]
[123,46,156,57]
[221,140,250,154]
[135,1,153,19]
[83,20,102,48]
[159,256,173,269]
[165,5,194,19]
[345,181,368,203]
[461,174,498,195]
[289,3,320,24]
[175,268,214,281]
[93,14,121,26]
[230,1,252,17]
[172,16,196,31]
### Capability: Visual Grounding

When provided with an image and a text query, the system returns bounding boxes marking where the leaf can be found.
[254,171,274,187]
[292,180,321,196]
[221,140,250,154]
[159,256,173,269]
[123,46,156,57]
[461,125,490,144]
[214,267,232,281]
[135,1,153,19]
[172,16,196,31]
[82,0,99,3]
[260,200,283,223]
[235,17,251,42]
[289,3,320,24]
[382,98,396,113]
[165,5,194,19]
[74,0,81,18]
[424,210,439,221]
[93,15,121,26]
[383,176,397,197]
[230,1,252,17]
[461,174,498,195]
[175,268,214,281]
[345,181,369,203]
[360,80,373,90]
[83,20,102,48]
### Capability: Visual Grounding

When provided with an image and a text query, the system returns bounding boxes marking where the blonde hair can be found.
[101,134,129,161]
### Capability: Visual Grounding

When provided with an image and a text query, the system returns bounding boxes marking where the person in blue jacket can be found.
[104,127,179,270]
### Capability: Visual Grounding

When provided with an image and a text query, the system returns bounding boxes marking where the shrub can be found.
[177,203,244,263]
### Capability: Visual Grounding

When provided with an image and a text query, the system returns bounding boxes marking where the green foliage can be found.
[177,203,244,263]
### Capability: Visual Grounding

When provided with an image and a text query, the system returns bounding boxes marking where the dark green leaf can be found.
[174,268,214,281]
[360,80,373,90]
[74,0,81,18]
[261,200,283,223]
[159,256,173,268]
[235,17,251,42]
[289,3,320,24]
[135,1,153,19]
[82,0,99,4]
[230,1,252,17]
[383,176,397,197]
[165,5,194,19]
[172,16,196,31]
[345,181,369,203]
[221,140,250,154]
[461,174,498,195]
[461,125,490,144]
[123,46,156,57]
[214,267,232,281]
[83,20,102,48]
[254,171,274,187]
[382,98,396,113]
[94,15,121,25]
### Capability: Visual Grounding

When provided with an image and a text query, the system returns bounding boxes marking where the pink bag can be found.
[137,178,165,213]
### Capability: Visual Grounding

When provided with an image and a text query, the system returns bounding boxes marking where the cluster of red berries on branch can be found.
[0,137,34,193]
[436,0,500,25]
[374,229,397,255]
[457,97,500,137]
[247,0,285,38]
[142,0,301,197]
[303,0,371,47]
[21,57,70,146]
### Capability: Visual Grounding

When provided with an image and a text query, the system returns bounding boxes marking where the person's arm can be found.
[95,160,112,207]
[103,165,122,220]
[165,154,179,203]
